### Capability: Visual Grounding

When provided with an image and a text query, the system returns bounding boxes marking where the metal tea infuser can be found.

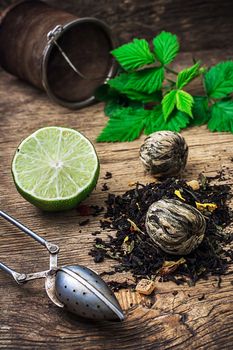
[47,25,107,81]
[0,0,118,109]
[0,210,124,321]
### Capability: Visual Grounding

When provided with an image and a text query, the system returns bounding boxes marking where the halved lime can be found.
[12,127,99,211]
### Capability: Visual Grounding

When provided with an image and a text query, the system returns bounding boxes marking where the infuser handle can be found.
[0,261,27,284]
[0,210,59,254]
[0,210,46,245]
[0,261,50,284]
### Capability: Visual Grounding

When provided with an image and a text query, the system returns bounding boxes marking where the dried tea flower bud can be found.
[145,199,206,255]
[139,131,188,177]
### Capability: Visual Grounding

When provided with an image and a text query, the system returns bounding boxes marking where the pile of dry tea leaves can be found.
[89,175,233,290]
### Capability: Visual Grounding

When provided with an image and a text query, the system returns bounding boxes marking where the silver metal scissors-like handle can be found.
[0,210,59,284]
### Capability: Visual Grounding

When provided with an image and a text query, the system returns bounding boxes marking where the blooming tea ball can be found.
[145,199,206,255]
[139,131,188,177]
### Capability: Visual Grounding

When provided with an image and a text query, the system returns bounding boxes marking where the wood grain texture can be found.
[0,43,233,350]
[2,0,233,52]
[49,0,233,51]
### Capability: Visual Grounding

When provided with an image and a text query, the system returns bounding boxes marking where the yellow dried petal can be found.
[195,202,217,212]
[174,190,185,201]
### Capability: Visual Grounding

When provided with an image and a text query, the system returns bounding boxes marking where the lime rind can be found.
[12,127,99,211]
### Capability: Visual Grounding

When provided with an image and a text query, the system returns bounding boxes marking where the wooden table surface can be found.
[0,48,233,349]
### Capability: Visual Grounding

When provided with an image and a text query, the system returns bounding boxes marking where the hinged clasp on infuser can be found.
[45,242,59,254]
[45,242,59,270]
[47,25,64,43]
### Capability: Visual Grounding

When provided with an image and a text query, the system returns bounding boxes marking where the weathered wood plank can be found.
[0,46,233,350]
[1,0,233,52]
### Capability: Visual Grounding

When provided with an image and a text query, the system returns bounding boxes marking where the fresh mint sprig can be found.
[96,31,233,142]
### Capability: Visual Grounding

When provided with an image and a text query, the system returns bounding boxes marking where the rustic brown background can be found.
[0,1,233,349]
[1,0,233,51]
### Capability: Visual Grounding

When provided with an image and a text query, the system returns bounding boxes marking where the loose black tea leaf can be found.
[77,204,104,216]
[89,176,232,290]
[79,219,90,226]
[101,183,109,191]
[104,171,113,179]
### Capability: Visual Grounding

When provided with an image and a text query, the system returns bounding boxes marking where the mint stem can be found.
[165,66,178,76]
[166,78,176,84]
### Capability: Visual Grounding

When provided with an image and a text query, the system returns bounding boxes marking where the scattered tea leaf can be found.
[127,218,144,233]
[89,176,232,290]
[159,258,186,276]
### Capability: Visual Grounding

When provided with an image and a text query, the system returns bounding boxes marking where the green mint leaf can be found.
[208,100,233,132]
[145,105,190,134]
[108,73,128,92]
[204,60,233,98]
[162,89,193,120]
[165,109,191,131]
[122,90,162,103]
[104,99,123,117]
[95,84,109,101]
[176,62,201,89]
[162,90,177,120]
[97,107,150,142]
[144,106,162,134]
[190,96,210,126]
[126,67,164,94]
[95,84,120,102]
[111,39,155,71]
[108,72,162,102]
[104,97,143,118]
[153,31,179,65]
[176,90,194,117]
[95,84,127,117]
